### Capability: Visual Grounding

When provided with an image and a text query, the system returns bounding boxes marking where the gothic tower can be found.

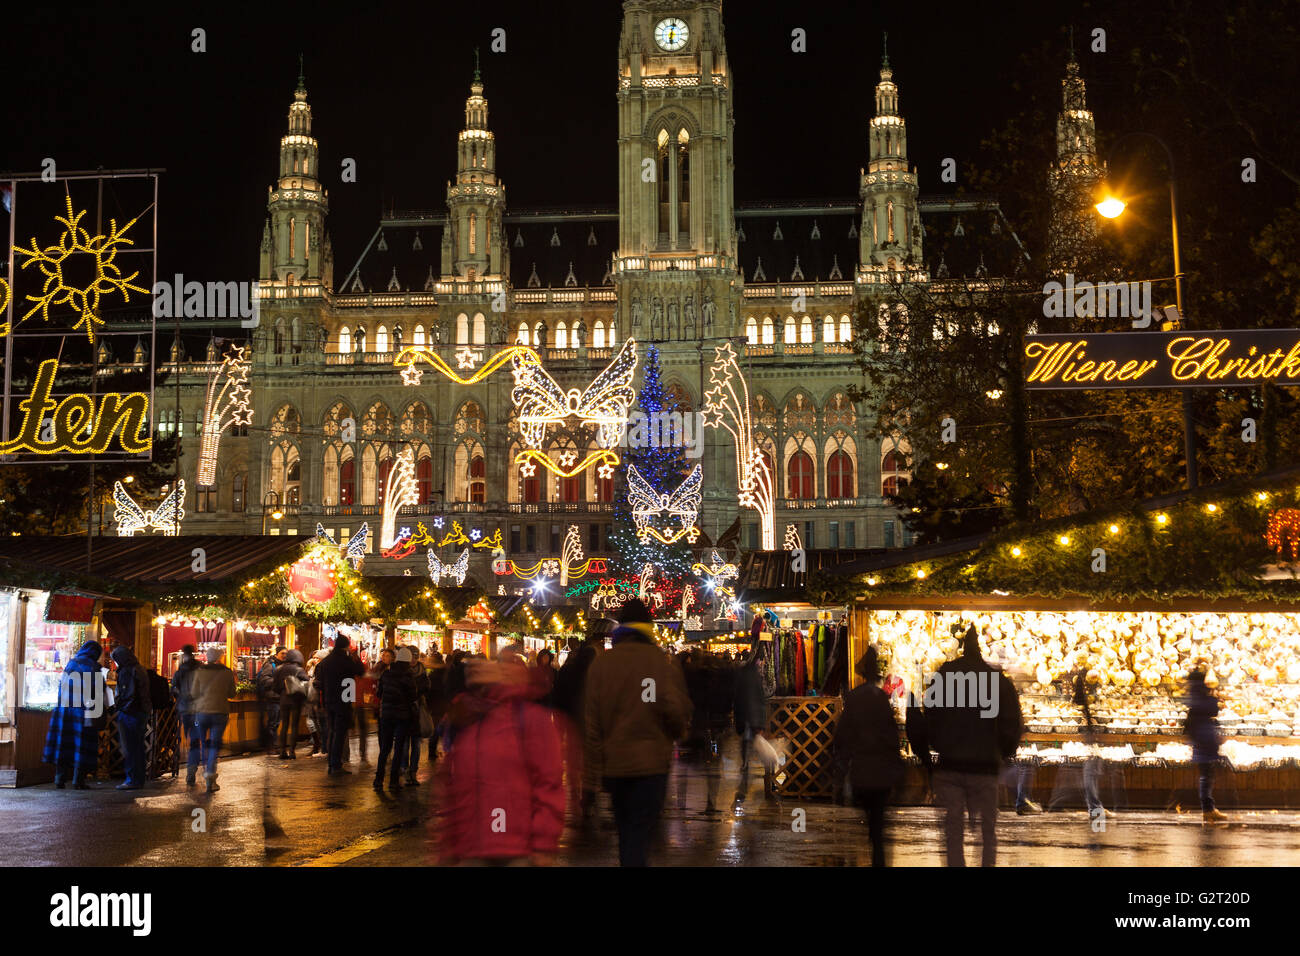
[858,40,923,287]
[1047,46,1104,273]
[260,60,331,293]
[615,1,738,341]
[442,59,509,283]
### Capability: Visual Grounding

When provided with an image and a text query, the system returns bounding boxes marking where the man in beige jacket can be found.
[188,648,237,793]
[584,599,691,866]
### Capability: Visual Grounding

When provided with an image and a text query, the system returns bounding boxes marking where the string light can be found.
[394,343,539,386]
[115,480,185,536]
[702,342,774,549]
[1058,535,1071,546]
[1010,546,1022,557]
[1206,503,1218,514]
[1155,513,1169,526]
[628,463,701,543]
[197,345,253,486]
[0,359,151,455]
[1108,524,1120,535]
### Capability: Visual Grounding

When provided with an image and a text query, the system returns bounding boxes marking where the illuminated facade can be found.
[144,1,1093,587]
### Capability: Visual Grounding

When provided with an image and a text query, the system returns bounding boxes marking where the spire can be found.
[1068,25,1075,63]
[296,53,306,94]
[882,31,889,69]
[473,46,481,83]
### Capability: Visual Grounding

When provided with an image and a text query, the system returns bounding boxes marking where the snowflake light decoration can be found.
[12,194,149,341]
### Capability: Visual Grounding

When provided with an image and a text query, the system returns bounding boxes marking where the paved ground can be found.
[3,733,1297,867]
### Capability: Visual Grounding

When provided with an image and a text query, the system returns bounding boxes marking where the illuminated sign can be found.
[288,558,337,605]
[0,359,151,455]
[1024,330,1300,390]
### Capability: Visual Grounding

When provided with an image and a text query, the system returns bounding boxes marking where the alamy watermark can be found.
[152,274,261,328]
[617,410,704,459]
[59,671,107,720]
[1042,274,1153,328]
[908,668,1002,718]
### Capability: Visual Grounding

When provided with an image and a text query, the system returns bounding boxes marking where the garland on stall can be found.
[857,475,1300,603]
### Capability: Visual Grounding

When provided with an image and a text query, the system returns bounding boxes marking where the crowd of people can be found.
[40,609,1233,866]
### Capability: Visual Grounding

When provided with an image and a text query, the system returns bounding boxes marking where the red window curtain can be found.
[788,451,814,499]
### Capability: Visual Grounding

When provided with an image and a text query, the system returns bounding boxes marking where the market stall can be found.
[831,472,1300,808]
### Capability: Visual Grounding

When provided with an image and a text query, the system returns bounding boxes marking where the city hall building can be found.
[159,1,1096,586]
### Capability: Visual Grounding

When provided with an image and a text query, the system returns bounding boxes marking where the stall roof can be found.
[0,535,306,585]
[738,548,884,604]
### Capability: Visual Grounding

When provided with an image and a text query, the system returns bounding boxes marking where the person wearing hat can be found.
[583,599,692,866]
[832,646,905,866]
[170,645,202,785]
[905,623,1022,867]
[374,647,419,791]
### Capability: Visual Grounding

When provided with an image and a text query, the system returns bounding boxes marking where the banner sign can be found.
[1024,330,1300,390]
[288,558,337,605]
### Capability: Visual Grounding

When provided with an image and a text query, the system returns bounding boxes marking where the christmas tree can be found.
[609,345,695,591]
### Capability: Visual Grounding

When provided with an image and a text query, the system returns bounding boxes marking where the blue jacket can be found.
[43,642,107,775]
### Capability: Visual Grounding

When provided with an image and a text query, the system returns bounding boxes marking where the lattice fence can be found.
[766,697,842,799]
[96,700,181,780]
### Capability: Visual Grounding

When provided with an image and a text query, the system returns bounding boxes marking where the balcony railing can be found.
[741,340,856,360]
[778,497,869,510]
[741,281,854,299]
[508,502,614,515]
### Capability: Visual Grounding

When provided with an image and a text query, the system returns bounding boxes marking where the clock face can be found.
[655,17,689,52]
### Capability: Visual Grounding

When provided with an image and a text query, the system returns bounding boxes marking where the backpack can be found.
[255,659,277,698]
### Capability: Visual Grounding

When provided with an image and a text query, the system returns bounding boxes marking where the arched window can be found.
[556,321,568,349]
[413,325,426,347]
[285,459,301,506]
[231,472,247,513]
[361,445,378,505]
[607,322,617,346]
[882,445,911,497]
[800,315,813,344]
[840,314,852,342]
[375,325,389,353]
[823,316,835,343]
[456,313,469,344]
[472,312,486,345]
[762,316,775,345]
[339,455,356,506]
[470,455,486,503]
[338,326,351,354]
[596,466,614,502]
[517,322,530,344]
[747,316,759,344]
[827,450,855,498]
[416,454,433,505]
[784,316,796,344]
[787,451,814,499]
[593,320,606,348]
[522,467,541,503]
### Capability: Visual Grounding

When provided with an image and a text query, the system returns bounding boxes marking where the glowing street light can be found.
[1095,196,1126,219]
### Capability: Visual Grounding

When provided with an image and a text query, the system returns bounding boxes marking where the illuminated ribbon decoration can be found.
[515,448,619,479]
[394,344,539,386]
[703,342,775,550]
[197,345,253,487]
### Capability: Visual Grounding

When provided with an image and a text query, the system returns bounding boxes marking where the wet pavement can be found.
[3,733,1298,867]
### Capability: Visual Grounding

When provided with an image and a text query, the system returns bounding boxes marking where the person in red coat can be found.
[441,654,565,866]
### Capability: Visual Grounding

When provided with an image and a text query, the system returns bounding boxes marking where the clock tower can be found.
[616,1,738,342]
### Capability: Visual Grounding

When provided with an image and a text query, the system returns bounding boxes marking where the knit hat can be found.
[396,647,412,663]
[617,598,653,625]
[205,647,223,663]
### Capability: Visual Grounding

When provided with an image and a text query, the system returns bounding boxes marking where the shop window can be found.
[787,451,814,499]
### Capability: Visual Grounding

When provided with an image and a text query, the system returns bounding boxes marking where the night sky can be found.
[4,1,1120,285]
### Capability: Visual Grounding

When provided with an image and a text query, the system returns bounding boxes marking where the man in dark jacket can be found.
[375,648,419,791]
[171,646,202,784]
[405,647,431,785]
[585,600,692,866]
[43,641,107,790]
[109,644,152,790]
[905,624,1022,867]
[255,646,287,753]
[833,647,904,866]
[272,649,309,759]
[314,636,365,775]
[553,629,604,817]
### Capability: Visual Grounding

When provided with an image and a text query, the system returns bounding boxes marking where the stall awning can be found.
[0,535,306,586]
[738,548,883,605]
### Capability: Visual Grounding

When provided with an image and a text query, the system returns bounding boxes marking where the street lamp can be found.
[1096,130,1196,488]
[262,491,283,535]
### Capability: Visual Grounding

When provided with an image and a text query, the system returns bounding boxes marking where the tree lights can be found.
[197,345,252,487]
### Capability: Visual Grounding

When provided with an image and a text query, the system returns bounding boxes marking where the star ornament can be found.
[519,459,538,477]
[700,404,724,428]
[456,345,484,370]
[469,527,483,541]
[558,449,578,468]
[400,364,424,386]
[597,461,615,479]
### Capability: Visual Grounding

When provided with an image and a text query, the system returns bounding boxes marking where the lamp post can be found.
[261,491,284,535]
[1094,130,1197,488]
